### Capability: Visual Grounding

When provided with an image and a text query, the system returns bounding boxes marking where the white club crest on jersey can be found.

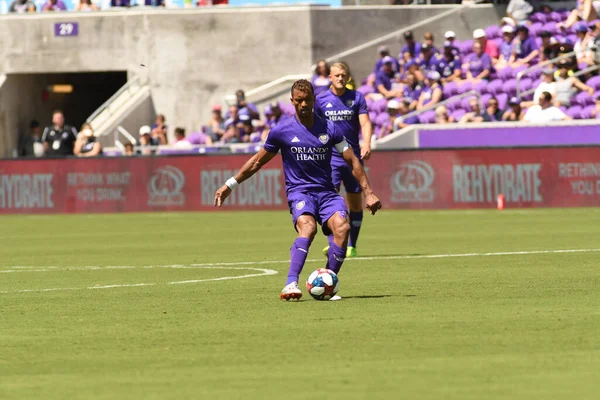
[291,136,300,143]
[345,99,354,107]
[319,134,329,144]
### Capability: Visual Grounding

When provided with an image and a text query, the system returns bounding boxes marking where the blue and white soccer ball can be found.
[306,268,339,301]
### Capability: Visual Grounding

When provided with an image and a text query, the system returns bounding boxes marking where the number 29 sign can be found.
[54,22,79,37]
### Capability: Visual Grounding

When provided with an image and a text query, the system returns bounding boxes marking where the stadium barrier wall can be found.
[1,146,599,214]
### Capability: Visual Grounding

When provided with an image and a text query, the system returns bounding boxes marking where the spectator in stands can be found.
[539,31,556,62]
[41,110,78,157]
[502,96,525,121]
[111,0,131,6]
[151,114,168,144]
[403,72,423,111]
[221,124,240,144]
[417,71,443,110]
[485,97,503,121]
[138,125,158,154]
[459,98,492,123]
[399,31,422,63]
[42,0,67,11]
[437,41,462,84]
[123,142,134,156]
[173,127,194,148]
[444,31,459,56]
[522,68,557,108]
[225,105,241,129]
[235,90,259,120]
[74,123,103,157]
[473,28,499,60]
[423,32,438,54]
[378,99,401,138]
[239,115,254,143]
[495,25,516,69]
[373,56,404,99]
[462,42,492,83]
[560,0,599,30]
[312,60,332,96]
[506,0,533,24]
[18,120,43,157]
[523,91,571,122]
[574,22,594,65]
[9,0,36,12]
[403,58,425,83]
[434,105,454,124]
[75,0,99,11]
[262,102,284,139]
[206,104,225,142]
[512,25,539,66]
[553,59,594,107]
[374,46,400,73]
[393,100,420,130]
[415,43,438,76]
[590,95,600,118]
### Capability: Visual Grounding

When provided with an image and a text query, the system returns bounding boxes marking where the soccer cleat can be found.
[280,282,302,301]
[346,246,358,258]
[329,295,342,301]
[322,245,329,257]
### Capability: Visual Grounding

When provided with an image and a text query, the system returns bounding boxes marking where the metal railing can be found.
[114,126,137,147]
[392,89,482,129]
[86,75,142,125]
[516,46,600,99]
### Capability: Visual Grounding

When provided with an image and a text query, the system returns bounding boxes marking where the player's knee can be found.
[297,218,317,239]
[332,217,350,239]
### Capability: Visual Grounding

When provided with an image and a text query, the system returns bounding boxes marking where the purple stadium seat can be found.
[418,110,436,124]
[579,62,589,71]
[587,76,600,91]
[471,80,487,94]
[574,91,594,106]
[518,78,533,94]
[502,79,518,97]
[529,22,544,36]
[485,79,504,95]
[535,37,543,48]
[512,65,528,79]
[187,132,211,145]
[461,96,476,110]
[530,12,545,23]
[375,112,390,127]
[567,34,577,44]
[496,93,508,110]
[446,98,460,112]
[525,68,542,80]
[582,105,596,118]
[443,81,459,97]
[104,150,123,156]
[486,25,500,39]
[358,84,375,96]
[368,111,377,122]
[542,22,559,36]
[461,40,474,55]
[559,105,568,114]
[549,11,563,22]
[373,98,388,113]
[365,96,374,108]
[492,37,503,49]
[560,10,571,20]
[451,109,467,121]
[457,81,473,94]
[567,105,584,119]
[481,93,492,106]
[497,66,513,80]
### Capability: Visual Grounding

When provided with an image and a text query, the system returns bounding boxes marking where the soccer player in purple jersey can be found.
[314,62,373,258]
[214,79,381,301]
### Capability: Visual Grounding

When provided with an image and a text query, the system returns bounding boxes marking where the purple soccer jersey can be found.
[400,42,422,58]
[263,114,347,194]
[516,36,538,59]
[415,55,438,75]
[499,40,514,60]
[314,89,368,159]
[464,52,492,77]
[436,54,462,78]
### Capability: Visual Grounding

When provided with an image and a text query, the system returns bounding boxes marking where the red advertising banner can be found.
[1,147,599,214]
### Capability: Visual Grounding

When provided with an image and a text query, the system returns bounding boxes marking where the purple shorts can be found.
[331,155,362,194]
[288,190,348,236]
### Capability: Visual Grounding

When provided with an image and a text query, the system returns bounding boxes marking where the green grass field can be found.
[1,209,599,399]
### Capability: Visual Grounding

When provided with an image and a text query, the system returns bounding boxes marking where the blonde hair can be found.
[330,62,349,74]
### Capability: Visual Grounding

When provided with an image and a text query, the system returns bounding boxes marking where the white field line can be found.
[0,266,278,294]
[1,248,599,294]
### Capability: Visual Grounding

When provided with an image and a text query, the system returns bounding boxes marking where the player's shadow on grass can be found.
[343,295,395,299]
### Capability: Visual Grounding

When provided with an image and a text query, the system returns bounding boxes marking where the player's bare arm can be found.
[359,113,373,160]
[214,148,277,207]
[341,147,381,215]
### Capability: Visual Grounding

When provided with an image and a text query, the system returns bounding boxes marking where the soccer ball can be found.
[306,268,339,301]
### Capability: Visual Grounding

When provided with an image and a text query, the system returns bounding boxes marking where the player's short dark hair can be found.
[30,120,40,129]
[291,79,314,97]
[541,91,552,102]
[175,127,185,136]
[52,109,63,116]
